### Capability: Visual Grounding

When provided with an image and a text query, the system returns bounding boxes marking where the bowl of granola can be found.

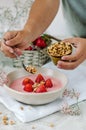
[4,67,68,105]
[47,41,72,65]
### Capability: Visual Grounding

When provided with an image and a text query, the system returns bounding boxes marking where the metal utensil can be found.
[12,51,37,74]
[12,50,27,71]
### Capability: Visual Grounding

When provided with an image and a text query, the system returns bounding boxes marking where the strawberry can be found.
[34,37,47,48]
[35,84,47,93]
[25,46,33,50]
[35,74,45,83]
[23,83,33,92]
[22,78,34,85]
[28,78,34,85]
[45,78,53,88]
[22,78,30,85]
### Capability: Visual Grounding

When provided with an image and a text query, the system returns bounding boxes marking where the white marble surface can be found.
[0,101,86,130]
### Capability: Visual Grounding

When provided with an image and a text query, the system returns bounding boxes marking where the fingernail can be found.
[9,49,14,53]
[61,56,65,60]
[6,41,10,45]
[57,64,61,68]
[57,61,62,68]
[57,63,61,68]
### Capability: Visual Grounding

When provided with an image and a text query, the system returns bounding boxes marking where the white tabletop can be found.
[0,59,86,130]
[0,101,86,130]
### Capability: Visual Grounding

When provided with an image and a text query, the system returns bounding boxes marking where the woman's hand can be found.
[0,0,60,58]
[0,29,32,58]
[57,37,86,70]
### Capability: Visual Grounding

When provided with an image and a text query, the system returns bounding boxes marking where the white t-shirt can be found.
[62,0,86,37]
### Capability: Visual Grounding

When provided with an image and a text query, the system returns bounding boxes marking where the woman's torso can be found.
[62,0,86,37]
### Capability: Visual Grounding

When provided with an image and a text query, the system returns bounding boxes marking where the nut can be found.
[47,41,72,57]
[26,65,37,74]
[47,41,72,65]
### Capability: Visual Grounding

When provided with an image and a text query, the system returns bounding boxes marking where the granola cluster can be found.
[1,114,15,125]
[47,42,72,57]
[26,65,37,74]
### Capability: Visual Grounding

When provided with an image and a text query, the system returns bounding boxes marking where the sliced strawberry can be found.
[25,46,33,50]
[35,84,47,93]
[45,78,53,88]
[23,83,33,92]
[35,74,45,83]
[28,79,34,85]
[22,78,34,85]
[22,78,30,85]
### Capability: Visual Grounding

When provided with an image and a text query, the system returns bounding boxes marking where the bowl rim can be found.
[4,67,68,96]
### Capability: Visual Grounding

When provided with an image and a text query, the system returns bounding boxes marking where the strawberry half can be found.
[45,78,53,88]
[35,84,47,93]
[22,78,34,85]
[35,74,45,83]
[28,78,34,85]
[22,78,30,85]
[23,83,33,92]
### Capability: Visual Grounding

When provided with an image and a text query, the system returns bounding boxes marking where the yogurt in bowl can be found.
[4,67,68,105]
[10,74,63,93]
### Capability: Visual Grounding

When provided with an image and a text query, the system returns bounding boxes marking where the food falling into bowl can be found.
[10,73,63,93]
[47,41,72,65]
[25,65,37,74]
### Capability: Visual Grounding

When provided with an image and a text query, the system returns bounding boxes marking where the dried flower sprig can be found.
[61,102,81,116]
[61,89,81,116]
[63,89,80,99]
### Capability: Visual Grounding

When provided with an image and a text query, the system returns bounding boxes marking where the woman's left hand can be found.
[57,37,86,70]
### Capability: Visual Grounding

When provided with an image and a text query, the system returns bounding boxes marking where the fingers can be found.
[63,38,80,49]
[63,37,79,44]
[13,48,22,56]
[57,49,84,70]
[0,30,29,58]
[5,31,28,50]
[3,31,18,41]
[57,60,79,70]
[1,39,22,58]
[57,56,85,70]
[62,48,84,62]
[0,42,16,58]
[5,31,21,47]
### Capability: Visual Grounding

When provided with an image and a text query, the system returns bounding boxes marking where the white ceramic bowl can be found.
[4,67,68,105]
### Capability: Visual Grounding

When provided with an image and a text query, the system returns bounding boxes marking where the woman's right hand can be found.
[0,29,32,58]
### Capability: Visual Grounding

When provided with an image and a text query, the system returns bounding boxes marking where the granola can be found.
[26,65,37,74]
[47,41,72,57]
